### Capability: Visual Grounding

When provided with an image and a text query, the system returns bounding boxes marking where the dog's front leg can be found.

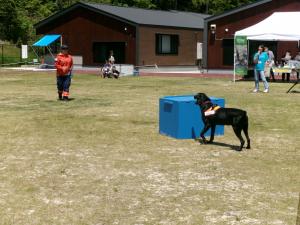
[208,124,216,143]
[200,123,211,144]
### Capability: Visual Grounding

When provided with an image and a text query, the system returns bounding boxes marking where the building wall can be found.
[138,26,203,66]
[36,7,136,66]
[206,0,300,69]
[36,6,204,67]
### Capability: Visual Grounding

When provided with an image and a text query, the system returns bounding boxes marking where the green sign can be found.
[235,36,247,45]
[234,36,248,76]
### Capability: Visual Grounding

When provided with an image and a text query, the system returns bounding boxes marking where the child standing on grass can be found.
[55,45,73,101]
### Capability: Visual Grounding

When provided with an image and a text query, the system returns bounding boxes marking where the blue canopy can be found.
[33,34,61,47]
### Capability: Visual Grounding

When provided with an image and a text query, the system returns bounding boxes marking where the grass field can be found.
[0,70,299,225]
[0,44,35,64]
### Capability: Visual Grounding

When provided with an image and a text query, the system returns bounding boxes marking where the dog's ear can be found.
[194,93,203,100]
[194,93,211,103]
[194,93,203,99]
[203,93,210,102]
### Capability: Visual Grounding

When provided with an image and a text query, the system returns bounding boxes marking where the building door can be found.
[222,39,234,66]
[93,42,125,64]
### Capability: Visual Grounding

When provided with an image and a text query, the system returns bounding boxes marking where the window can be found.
[156,34,179,55]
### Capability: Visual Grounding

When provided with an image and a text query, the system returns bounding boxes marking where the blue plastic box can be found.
[159,95,225,139]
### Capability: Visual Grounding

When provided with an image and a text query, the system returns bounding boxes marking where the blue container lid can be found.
[161,95,220,102]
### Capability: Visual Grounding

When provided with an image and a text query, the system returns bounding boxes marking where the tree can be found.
[0,0,27,43]
[201,0,257,15]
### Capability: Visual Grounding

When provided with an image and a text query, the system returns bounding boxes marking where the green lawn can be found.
[0,44,36,64]
[0,70,299,225]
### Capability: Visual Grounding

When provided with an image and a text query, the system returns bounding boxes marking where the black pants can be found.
[282,73,290,81]
[270,68,275,81]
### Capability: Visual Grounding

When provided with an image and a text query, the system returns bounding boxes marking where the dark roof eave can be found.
[205,0,272,22]
[34,2,138,29]
[139,23,204,30]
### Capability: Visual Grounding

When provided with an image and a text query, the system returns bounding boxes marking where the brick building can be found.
[35,2,209,66]
[203,0,300,70]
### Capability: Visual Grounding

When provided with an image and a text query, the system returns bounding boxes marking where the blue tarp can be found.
[33,35,61,47]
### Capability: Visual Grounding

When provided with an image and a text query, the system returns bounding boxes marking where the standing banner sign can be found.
[234,36,248,80]
[21,45,28,59]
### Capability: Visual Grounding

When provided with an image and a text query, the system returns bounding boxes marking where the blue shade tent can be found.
[33,34,61,47]
[32,34,61,63]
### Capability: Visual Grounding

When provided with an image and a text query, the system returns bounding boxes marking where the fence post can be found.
[1,44,3,65]
[19,44,22,64]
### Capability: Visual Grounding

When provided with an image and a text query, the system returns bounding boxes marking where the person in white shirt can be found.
[294,51,300,80]
[264,46,275,81]
[281,51,292,81]
[108,50,115,64]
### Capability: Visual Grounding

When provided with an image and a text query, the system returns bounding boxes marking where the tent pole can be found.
[233,65,236,83]
[31,46,39,58]
[47,46,55,59]
[247,39,250,81]
[233,36,236,83]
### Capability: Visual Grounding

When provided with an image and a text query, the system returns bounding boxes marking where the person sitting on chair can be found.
[111,65,120,79]
[294,51,300,80]
[281,51,292,82]
[101,60,112,78]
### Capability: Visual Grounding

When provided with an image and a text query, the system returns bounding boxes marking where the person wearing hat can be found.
[55,45,73,100]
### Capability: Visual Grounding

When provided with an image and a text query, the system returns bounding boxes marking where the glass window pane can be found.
[161,35,171,53]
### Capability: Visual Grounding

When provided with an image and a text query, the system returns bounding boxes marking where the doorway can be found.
[93,42,125,64]
[222,38,234,66]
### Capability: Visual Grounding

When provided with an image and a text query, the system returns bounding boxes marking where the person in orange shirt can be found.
[55,45,73,100]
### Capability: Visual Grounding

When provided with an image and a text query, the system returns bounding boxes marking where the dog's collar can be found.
[200,100,212,107]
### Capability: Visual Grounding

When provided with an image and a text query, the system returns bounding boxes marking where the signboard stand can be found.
[234,36,248,82]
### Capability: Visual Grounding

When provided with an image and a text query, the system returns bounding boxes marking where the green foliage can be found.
[207,0,257,15]
[0,0,258,44]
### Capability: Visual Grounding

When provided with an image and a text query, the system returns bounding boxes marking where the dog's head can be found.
[194,93,211,106]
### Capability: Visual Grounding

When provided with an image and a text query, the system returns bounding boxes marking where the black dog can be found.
[194,93,250,151]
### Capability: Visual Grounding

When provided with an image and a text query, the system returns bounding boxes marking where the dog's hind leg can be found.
[243,117,251,149]
[232,126,245,151]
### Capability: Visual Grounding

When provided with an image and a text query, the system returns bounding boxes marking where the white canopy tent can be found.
[234,12,300,81]
[235,12,300,41]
